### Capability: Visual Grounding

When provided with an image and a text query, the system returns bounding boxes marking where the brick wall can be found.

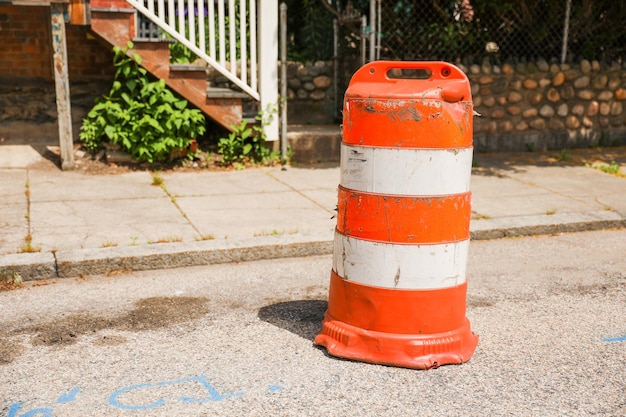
[66,25,115,80]
[0,6,52,79]
[0,5,114,142]
[0,5,114,81]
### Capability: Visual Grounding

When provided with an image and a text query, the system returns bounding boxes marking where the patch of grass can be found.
[599,160,621,175]
[253,229,298,237]
[102,241,118,248]
[585,160,624,177]
[197,234,215,241]
[0,271,23,291]
[558,149,572,162]
[546,209,557,215]
[148,236,183,244]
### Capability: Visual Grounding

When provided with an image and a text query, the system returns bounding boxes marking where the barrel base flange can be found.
[314,316,478,370]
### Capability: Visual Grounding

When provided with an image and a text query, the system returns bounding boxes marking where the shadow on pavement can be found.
[472,145,626,177]
[258,299,327,341]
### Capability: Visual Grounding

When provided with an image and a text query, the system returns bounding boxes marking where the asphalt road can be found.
[1,229,625,416]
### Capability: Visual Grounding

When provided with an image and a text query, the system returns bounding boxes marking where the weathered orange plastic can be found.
[317,272,476,369]
[336,186,471,244]
[314,61,478,369]
[342,61,473,149]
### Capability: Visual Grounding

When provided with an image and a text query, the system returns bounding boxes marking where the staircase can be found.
[88,0,278,138]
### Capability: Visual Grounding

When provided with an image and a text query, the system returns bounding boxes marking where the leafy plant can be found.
[170,38,198,64]
[217,104,279,166]
[80,41,206,163]
[217,120,254,165]
[598,160,621,175]
[585,160,623,177]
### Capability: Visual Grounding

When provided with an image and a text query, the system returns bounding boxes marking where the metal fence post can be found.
[561,0,572,64]
[369,0,376,62]
[360,15,367,65]
[333,18,339,121]
[279,2,288,165]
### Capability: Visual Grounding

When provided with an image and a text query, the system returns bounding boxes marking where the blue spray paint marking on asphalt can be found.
[109,382,164,411]
[56,388,80,404]
[7,403,53,417]
[5,379,282,414]
[108,375,245,410]
[178,376,244,403]
[6,387,79,416]
[603,334,626,343]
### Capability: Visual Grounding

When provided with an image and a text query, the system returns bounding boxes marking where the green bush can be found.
[217,105,279,167]
[80,42,206,163]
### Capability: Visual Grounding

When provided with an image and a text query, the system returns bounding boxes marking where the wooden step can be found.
[206,87,249,99]
[287,124,342,164]
[89,10,243,131]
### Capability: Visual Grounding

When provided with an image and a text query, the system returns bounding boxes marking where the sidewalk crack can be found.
[154,174,203,238]
[264,170,335,215]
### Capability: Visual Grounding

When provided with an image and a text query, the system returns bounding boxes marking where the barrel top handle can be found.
[347,61,471,102]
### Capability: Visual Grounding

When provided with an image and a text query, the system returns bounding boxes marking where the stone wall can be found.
[279,58,626,151]
[0,79,111,143]
[464,59,626,152]
[284,61,336,125]
[209,60,337,124]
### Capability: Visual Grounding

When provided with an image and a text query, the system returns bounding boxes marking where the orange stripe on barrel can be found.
[325,270,468,335]
[343,99,473,148]
[336,186,471,244]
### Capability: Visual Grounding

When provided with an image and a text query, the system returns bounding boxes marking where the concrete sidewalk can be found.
[1,145,625,280]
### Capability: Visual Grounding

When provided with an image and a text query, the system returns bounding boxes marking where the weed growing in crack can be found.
[151,171,164,186]
[20,234,40,253]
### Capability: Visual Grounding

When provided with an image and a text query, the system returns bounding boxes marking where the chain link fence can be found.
[282,0,626,120]
[285,1,626,64]
[374,0,626,64]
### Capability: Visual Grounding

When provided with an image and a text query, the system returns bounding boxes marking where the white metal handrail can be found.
[126,0,260,100]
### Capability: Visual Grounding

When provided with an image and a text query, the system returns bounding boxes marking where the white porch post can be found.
[50,3,75,170]
[258,0,279,141]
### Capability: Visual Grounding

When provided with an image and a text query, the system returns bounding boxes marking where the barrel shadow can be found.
[258,300,327,341]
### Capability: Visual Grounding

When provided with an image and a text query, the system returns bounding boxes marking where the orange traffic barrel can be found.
[314,61,478,369]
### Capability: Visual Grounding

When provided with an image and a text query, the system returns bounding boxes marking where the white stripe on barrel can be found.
[333,232,469,290]
[340,144,472,196]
